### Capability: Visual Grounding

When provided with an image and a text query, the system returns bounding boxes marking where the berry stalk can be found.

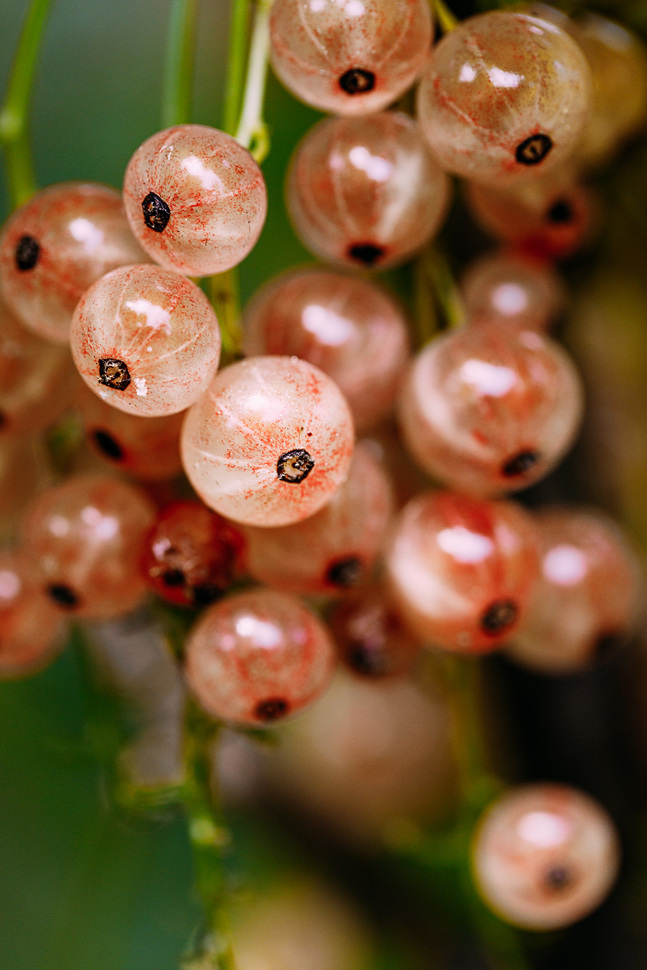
[162,0,200,128]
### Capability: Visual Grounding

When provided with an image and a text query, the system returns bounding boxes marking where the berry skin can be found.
[0,550,67,679]
[181,356,355,528]
[269,0,433,116]
[141,500,246,608]
[0,182,148,344]
[385,491,539,653]
[122,125,267,277]
[416,12,592,184]
[242,268,410,432]
[507,507,642,674]
[241,441,393,595]
[70,264,221,417]
[398,321,583,498]
[21,473,155,620]
[286,112,450,271]
[185,588,337,726]
[472,784,620,930]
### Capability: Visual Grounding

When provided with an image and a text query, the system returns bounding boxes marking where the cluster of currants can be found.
[1,0,646,948]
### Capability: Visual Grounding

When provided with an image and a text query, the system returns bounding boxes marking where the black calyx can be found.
[326,556,362,589]
[98,357,131,391]
[547,198,573,223]
[347,242,385,266]
[480,599,518,635]
[515,133,553,166]
[544,865,572,891]
[163,568,186,587]
[502,450,539,478]
[92,429,124,461]
[47,583,79,609]
[15,235,40,270]
[276,448,314,484]
[142,192,171,232]
[255,697,289,722]
[339,68,375,95]
[193,584,222,607]
[346,641,388,677]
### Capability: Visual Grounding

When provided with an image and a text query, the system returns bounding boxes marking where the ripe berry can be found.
[21,473,155,619]
[122,125,267,277]
[269,0,433,116]
[398,321,583,497]
[0,182,147,344]
[507,507,642,674]
[242,268,410,431]
[286,112,450,270]
[141,500,246,608]
[241,441,393,595]
[385,491,539,653]
[181,356,354,528]
[472,784,620,930]
[416,13,592,184]
[0,550,66,679]
[70,264,221,417]
[185,588,336,726]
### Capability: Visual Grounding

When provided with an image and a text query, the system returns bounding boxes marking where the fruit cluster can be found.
[1,0,646,962]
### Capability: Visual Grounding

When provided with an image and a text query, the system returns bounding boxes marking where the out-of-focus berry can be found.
[0,550,67,679]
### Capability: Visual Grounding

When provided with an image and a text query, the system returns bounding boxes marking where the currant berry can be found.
[185,588,336,726]
[286,112,450,270]
[269,0,433,116]
[21,473,155,619]
[416,12,592,184]
[398,321,583,497]
[0,550,66,679]
[0,297,75,434]
[465,175,598,261]
[70,264,221,417]
[141,500,246,608]
[181,356,354,528]
[329,582,422,678]
[461,250,566,333]
[122,125,267,277]
[242,268,410,431]
[472,783,620,930]
[507,508,642,674]
[241,441,393,595]
[385,491,539,653]
[0,182,147,343]
[78,386,185,480]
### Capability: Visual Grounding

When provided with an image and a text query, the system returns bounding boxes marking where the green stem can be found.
[422,246,465,334]
[414,255,440,347]
[209,269,242,363]
[222,0,250,135]
[0,0,52,209]
[162,0,199,128]
[234,0,272,163]
[434,0,458,33]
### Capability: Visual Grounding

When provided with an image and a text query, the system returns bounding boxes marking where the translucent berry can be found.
[241,441,393,595]
[269,0,433,116]
[70,264,221,417]
[385,491,539,653]
[243,268,410,431]
[329,583,422,678]
[181,356,354,528]
[0,297,74,434]
[461,250,566,333]
[398,321,583,497]
[78,386,185,480]
[465,175,598,260]
[416,13,592,184]
[0,436,52,542]
[0,550,66,679]
[0,182,147,343]
[287,112,450,270]
[185,588,336,725]
[141,500,246,608]
[574,14,647,168]
[472,784,620,930]
[122,125,267,277]
[21,473,155,619]
[507,508,642,674]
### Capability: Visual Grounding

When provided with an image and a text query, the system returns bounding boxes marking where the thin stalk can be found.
[423,246,465,332]
[414,255,440,347]
[434,0,458,33]
[222,0,250,135]
[234,0,272,163]
[209,269,243,363]
[0,0,52,209]
[162,0,200,128]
